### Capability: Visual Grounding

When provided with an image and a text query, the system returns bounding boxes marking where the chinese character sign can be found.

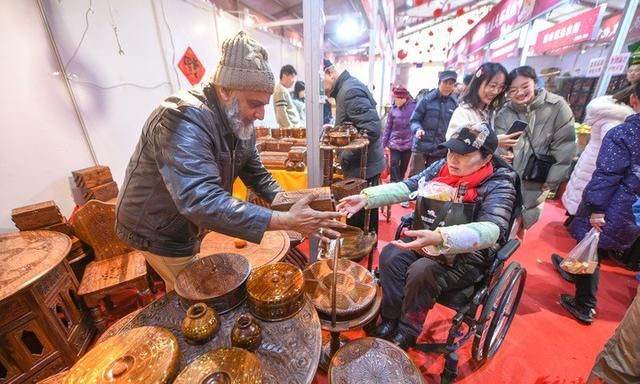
[606,53,631,75]
[586,57,606,77]
[533,6,604,55]
[178,47,206,85]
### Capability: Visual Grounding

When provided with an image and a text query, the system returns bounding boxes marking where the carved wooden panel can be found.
[35,264,66,299]
[104,291,322,384]
[0,349,22,383]
[28,357,66,384]
[4,319,56,367]
[0,231,70,303]
[70,201,131,261]
[0,296,29,329]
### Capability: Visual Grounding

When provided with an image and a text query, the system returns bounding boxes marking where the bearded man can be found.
[116,31,344,290]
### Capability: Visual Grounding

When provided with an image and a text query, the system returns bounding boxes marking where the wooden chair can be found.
[71,200,154,331]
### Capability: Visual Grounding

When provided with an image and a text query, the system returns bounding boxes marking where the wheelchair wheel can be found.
[472,261,526,362]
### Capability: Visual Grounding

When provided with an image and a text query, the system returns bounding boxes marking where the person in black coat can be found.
[324,59,385,234]
[337,123,519,350]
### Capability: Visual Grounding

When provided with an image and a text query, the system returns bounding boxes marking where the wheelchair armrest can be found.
[496,239,520,262]
[394,213,414,240]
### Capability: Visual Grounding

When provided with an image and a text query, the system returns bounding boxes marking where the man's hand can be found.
[415,129,425,139]
[390,229,442,251]
[336,195,367,219]
[589,213,606,232]
[498,132,523,148]
[269,192,346,243]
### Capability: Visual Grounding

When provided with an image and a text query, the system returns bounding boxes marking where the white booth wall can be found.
[0,0,304,231]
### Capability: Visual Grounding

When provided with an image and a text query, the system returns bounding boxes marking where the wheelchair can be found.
[389,213,527,383]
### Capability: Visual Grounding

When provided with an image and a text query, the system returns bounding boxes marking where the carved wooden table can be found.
[100,291,322,384]
[0,231,95,383]
[328,337,424,384]
[198,230,290,269]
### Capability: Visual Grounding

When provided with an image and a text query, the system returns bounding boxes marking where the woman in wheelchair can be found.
[337,122,518,351]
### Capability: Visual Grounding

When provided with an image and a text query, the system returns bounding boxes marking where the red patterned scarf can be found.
[433,162,494,202]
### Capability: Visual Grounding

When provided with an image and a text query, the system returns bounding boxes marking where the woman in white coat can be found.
[562,88,636,217]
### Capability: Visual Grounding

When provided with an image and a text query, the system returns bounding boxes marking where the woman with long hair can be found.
[495,66,575,230]
[446,62,508,137]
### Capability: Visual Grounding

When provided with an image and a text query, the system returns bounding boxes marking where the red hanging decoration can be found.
[397,49,408,60]
[429,43,434,48]
[429,59,433,63]
[467,19,474,25]
[447,26,453,33]
[428,31,434,36]
[456,8,465,17]
[419,50,423,54]
[414,42,419,46]
[415,0,427,5]
[433,8,443,18]
[442,47,446,51]
[405,39,410,43]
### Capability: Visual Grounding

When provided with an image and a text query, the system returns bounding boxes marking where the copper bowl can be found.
[328,132,351,146]
[246,262,305,321]
[175,253,251,314]
[291,128,306,139]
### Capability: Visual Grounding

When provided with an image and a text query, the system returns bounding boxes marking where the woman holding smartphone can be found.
[495,66,575,230]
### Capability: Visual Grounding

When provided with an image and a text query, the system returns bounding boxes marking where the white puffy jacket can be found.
[562,96,635,215]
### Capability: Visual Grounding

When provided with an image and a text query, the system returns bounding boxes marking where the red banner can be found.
[533,6,604,55]
[597,14,621,42]
[178,47,206,85]
[467,50,486,72]
[456,0,563,53]
[490,35,520,62]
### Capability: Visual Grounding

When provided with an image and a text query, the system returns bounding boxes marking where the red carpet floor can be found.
[106,200,637,383]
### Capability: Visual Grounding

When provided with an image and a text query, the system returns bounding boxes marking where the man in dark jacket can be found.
[324,59,385,233]
[116,31,344,290]
[409,70,459,175]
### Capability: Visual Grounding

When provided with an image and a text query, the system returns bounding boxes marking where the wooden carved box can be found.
[175,253,251,313]
[259,152,289,170]
[330,178,367,202]
[246,263,305,321]
[271,187,335,212]
[287,147,307,162]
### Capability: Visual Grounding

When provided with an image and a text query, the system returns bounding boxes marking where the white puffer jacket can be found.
[562,96,635,215]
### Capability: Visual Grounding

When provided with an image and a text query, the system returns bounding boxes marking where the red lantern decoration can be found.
[467,19,474,25]
[397,49,408,60]
[428,31,434,36]
[429,44,434,48]
[447,26,453,33]
[433,8,443,18]
[405,39,410,43]
[429,59,433,63]
[414,42,419,46]
[442,47,446,51]
[456,8,465,17]
[419,50,423,54]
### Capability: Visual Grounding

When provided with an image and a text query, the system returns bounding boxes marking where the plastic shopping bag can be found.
[560,228,599,274]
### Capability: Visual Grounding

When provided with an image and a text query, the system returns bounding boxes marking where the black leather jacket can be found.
[116,84,282,257]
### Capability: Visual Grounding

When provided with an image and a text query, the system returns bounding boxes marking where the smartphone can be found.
[507,119,528,135]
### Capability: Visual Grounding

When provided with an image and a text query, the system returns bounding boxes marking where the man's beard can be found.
[224,97,254,140]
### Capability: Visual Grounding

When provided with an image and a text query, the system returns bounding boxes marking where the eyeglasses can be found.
[508,84,532,96]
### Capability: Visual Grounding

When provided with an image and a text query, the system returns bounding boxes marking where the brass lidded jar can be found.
[246,262,305,321]
[230,314,262,351]
[181,302,220,344]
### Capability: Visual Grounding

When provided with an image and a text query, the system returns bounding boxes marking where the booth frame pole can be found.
[368,0,380,92]
[303,0,324,188]
[594,0,638,97]
[519,21,533,67]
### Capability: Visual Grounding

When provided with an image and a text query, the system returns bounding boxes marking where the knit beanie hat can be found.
[212,31,275,93]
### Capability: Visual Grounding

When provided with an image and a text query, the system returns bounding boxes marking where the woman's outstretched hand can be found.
[336,195,367,219]
[390,229,443,251]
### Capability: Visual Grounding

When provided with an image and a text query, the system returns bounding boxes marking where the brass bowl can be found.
[291,128,306,138]
[329,132,351,146]
[246,262,305,321]
[175,253,251,314]
[303,258,377,321]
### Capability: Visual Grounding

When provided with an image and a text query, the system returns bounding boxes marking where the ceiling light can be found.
[336,17,363,43]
